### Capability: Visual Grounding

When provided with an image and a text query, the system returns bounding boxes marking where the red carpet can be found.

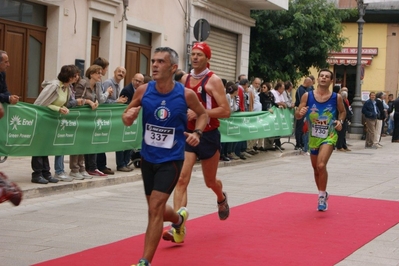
[34,192,399,266]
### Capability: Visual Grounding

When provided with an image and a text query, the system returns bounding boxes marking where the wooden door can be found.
[124,43,151,87]
[140,47,151,75]
[0,23,3,46]
[91,36,100,66]
[125,44,139,87]
[3,25,26,100]
[26,29,46,103]
[0,19,46,103]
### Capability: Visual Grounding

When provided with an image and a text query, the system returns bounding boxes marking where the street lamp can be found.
[350,0,368,135]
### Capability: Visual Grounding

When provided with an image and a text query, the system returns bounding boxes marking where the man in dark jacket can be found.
[362,92,379,149]
[294,77,313,149]
[120,73,144,105]
[387,93,394,135]
[0,50,19,105]
[336,89,352,151]
[375,92,386,146]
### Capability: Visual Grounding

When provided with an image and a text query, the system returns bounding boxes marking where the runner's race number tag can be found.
[144,123,175,149]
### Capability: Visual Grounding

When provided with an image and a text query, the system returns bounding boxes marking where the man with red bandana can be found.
[163,42,231,243]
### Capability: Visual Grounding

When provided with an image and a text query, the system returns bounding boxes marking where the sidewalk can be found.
[0,135,384,199]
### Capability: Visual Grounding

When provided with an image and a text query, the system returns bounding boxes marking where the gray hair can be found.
[154,47,179,65]
[0,50,7,63]
[375,92,383,99]
[341,90,348,98]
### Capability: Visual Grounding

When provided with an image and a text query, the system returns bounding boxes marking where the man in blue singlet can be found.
[295,69,346,212]
[122,47,208,266]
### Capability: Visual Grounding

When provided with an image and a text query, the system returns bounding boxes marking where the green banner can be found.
[219,108,294,142]
[0,103,294,156]
[1,102,142,156]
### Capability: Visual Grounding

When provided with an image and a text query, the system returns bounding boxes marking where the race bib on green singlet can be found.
[311,116,328,138]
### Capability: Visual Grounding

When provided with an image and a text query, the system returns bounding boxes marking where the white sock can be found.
[173,214,183,227]
[319,191,326,197]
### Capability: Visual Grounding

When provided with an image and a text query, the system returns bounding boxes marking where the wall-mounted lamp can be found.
[120,0,129,22]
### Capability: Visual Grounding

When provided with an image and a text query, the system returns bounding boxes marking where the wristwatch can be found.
[193,129,203,137]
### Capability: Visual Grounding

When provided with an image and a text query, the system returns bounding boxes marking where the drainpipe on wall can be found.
[185,0,191,72]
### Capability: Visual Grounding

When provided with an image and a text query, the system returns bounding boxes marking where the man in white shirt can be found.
[248,78,262,152]
[283,81,294,108]
[271,82,287,108]
[270,82,287,150]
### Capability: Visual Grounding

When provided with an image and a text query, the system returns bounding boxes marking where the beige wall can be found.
[124,0,188,68]
[39,0,286,83]
[342,23,388,94]
[41,0,187,81]
[43,0,123,80]
[385,24,399,96]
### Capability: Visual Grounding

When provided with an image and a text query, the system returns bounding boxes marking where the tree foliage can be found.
[249,0,356,84]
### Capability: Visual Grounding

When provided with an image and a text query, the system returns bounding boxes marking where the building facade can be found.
[0,0,288,103]
[327,0,399,102]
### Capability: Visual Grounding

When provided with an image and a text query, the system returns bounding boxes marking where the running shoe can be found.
[162,208,189,243]
[317,192,329,211]
[241,151,252,158]
[218,192,230,220]
[80,171,93,179]
[87,169,107,177]
[0,172,22,206]
[227,152,240,160]
[69,171,85,180]
[172,207,189,243]
[131,258,151,266]
[55,172,74,182]
[162,227,174,242]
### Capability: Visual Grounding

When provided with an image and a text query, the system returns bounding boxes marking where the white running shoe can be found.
[55,172,74,182]
[79,171,93,179]
[69,172,85,180]
[317,192,329,212]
